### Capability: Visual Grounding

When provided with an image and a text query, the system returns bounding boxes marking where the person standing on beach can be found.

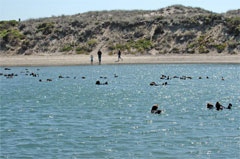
[90,55,93,65]
[97,50,102,65]
[117,50,123,62]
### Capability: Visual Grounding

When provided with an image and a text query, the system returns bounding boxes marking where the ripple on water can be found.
[0,64,240,159]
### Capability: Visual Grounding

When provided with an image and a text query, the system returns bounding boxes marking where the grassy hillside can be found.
[0,5,239,55]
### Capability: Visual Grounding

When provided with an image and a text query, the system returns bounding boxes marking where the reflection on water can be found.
[0,64,240,158]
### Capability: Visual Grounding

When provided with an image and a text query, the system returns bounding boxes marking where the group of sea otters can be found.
[1,68,234,113]
[1,68,118,84]
[207,102,232,111]
[149,74,226,87]
[151,102,232,114]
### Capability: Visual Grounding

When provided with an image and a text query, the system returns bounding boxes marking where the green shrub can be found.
[172,47,180,53]
[213,43,226,53]
[194,14,222,25]
[228,41,238,49]
[137,47,144,53]
[227,17,240,25]
[181,18,198,27]
[0,29,24,40]
[198,35,206,43]
[199,45,209,53]
[115,43,125,50]
[226,17,240,35]
[155,16,164,21]
[107,41,118,50]
[87,39,97,47]
[130,39,153,52]
[237,25,240,32]
[75,46,89,54]
[60,44,72,52]
[0,20,18,30]
[0,29,8,38]
[107,44,115,50]
[107,39,152,53]
[36,22,54,35]
[5,20,18,26]
[135,39,153,50]
[108,52,114,56]
[187,43,196,49]
[76,50,88,54]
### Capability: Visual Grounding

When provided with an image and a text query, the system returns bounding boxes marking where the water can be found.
[0,64,240,159]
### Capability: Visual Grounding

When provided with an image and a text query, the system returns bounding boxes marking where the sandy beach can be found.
[0,54,240,67]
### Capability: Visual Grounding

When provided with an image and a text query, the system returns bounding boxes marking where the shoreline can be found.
[0,54,240,67]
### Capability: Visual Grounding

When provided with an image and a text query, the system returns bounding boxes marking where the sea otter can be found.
[151,104,162,114]
[207,103,214,109]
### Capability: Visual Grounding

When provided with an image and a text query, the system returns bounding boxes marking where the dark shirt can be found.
[118,51,121,57]
[98,51,102,57]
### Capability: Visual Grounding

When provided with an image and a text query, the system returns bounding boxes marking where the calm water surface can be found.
[0,64,240,159]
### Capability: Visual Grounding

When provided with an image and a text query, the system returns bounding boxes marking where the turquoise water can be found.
[0,64,240,159]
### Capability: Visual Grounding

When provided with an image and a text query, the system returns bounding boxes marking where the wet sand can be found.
[0,54,239,67]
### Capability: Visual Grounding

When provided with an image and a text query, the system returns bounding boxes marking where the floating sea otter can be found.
[226,103,232,109]
[215,102,224,111]
[207,103,214,109]
[151,104,162,114]
[96,81,108,85]
[162,82,168,86]
[150,82,158,86]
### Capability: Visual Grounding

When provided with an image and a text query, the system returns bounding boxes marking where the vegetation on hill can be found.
[0,5,239,55]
